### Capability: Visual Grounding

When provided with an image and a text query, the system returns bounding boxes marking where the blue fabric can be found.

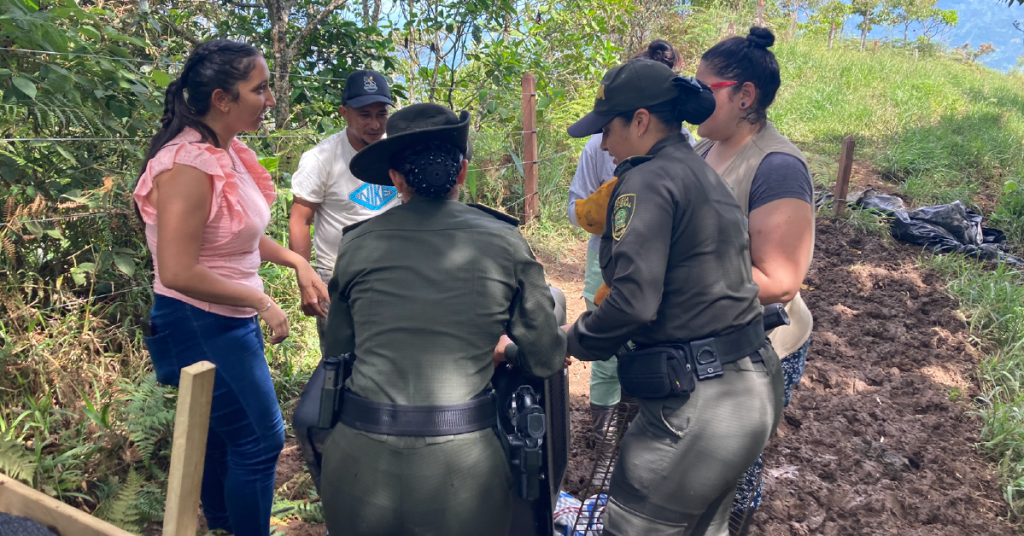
[144,295,285,536]
[731,338,811,515]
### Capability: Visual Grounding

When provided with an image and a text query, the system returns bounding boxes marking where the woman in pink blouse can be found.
[133,40,327,536]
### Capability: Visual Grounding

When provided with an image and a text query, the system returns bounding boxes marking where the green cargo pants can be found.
[584,246,621,407]
[320,424,513,536]
[604,343,784,536]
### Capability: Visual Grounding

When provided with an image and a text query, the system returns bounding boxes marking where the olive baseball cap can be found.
[342,69,394,108]
[567,59,684,138]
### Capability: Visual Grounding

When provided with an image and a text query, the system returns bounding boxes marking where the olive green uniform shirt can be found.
[567,133,762,361]
[323,196,567,405]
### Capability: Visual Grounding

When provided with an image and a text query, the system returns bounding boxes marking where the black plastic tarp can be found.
[850,189,1024,266]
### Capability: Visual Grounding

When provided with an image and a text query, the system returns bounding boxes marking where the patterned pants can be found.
[730,338,811,515]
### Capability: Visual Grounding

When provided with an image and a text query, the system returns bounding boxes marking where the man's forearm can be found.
[289,221,313,263]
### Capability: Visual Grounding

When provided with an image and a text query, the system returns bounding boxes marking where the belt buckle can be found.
[690,337,723,380]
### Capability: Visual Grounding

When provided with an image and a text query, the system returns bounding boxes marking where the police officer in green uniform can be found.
[318,103,567,536]
[564,60,784,535]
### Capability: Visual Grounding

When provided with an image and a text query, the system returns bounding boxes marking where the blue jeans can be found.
[144,295,285,536]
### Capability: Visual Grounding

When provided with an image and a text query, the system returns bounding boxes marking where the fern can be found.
[0,436,36,484]
[94,468,143,533]
[120,372,176,465]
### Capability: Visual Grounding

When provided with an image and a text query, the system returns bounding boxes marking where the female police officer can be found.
[564,59,784,535]
[318,103,566,535]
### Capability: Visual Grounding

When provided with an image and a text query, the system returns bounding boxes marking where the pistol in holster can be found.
[500,384,547,501]
[762,302,790,332]
[317,353,356,430]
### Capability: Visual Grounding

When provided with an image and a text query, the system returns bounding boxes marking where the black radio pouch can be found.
[617,346,696,399]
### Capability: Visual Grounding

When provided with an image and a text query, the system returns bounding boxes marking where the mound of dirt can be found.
[751,219,1013,535]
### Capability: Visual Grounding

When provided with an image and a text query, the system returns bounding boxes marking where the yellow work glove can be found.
[574,178,618,236]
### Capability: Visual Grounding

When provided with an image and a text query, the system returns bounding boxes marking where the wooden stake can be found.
[0,474,133,536]
[521,72,538,225]
[162,361,216,536]
[834,136,856,218]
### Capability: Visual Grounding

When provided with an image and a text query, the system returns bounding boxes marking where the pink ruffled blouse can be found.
[133,128,277,318]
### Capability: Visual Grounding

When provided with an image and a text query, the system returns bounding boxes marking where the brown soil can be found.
[269,217,1016,534]
[749,219,1014,535]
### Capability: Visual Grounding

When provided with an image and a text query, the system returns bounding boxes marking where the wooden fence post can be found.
[162,361,216,536]
[522,72,538,225]
[834,136,856,218]
[0,474,133,536]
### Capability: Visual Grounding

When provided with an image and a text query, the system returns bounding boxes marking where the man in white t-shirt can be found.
[289,69,400,326]
[288,69,400,492]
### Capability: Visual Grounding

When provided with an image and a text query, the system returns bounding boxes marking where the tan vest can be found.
[694,123,814,358]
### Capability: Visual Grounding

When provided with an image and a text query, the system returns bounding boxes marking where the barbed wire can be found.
[0,127,564,144]
[0,285,150,324]
[0,48,529,93]
[1,211,132,227]
[0,154,564,228]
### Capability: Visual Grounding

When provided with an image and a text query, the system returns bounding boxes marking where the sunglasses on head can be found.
[707,81,738,89]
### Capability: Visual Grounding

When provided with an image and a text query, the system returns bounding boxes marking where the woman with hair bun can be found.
[317,103,566,535]
[133,39,327,536]
[567,39,696,453]
[694,27,816,532]
[564,57,784,535]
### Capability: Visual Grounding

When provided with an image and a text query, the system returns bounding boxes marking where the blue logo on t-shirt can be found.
[349,184,397,210]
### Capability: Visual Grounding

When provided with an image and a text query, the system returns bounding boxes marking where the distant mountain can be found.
[846,0,1024,71]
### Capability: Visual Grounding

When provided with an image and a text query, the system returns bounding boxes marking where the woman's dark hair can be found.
[137,40,262,184]
[632,39,679,71]
[700,26,780,126]
[614,67,716,133]
[390,141,464,198]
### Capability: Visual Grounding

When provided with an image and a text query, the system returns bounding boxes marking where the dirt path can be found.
[545,219,1016,535]
[276,217,1016,535]
[750,219,1013,535]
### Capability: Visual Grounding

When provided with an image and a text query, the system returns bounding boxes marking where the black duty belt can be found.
[340,389,497,437]
[697,317,766,365]
[635,317,766,364]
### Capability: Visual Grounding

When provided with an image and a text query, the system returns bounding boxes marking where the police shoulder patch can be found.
[612,194,636,241]
[468,203,520,226]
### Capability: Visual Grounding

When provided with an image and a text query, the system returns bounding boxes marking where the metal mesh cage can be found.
[571,396,639,535]
[0,513,58,536]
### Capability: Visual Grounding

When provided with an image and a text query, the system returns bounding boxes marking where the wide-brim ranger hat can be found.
[350,103,471,186]
[568,59,686,138]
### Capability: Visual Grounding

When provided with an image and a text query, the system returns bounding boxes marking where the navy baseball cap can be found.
[342,70,394,108]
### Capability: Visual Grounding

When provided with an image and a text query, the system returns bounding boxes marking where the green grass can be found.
[923,254,1024,520]
[768,39,1024,209]
[766,39,1024,520]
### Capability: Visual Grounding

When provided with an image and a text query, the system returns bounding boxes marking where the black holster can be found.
[617,314,772,399]
[616,346,696,399]
[317,352,356,429]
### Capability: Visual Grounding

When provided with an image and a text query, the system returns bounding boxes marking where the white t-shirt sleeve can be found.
[291,150,328,204]
[567,135,609,226]
[682,126,697,147]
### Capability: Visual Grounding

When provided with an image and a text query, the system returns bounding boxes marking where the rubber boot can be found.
[590,403,618,490]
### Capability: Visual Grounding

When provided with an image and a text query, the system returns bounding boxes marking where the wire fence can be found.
[2,39,576,330]
[0,285,150,324]
[0,47,533,94]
